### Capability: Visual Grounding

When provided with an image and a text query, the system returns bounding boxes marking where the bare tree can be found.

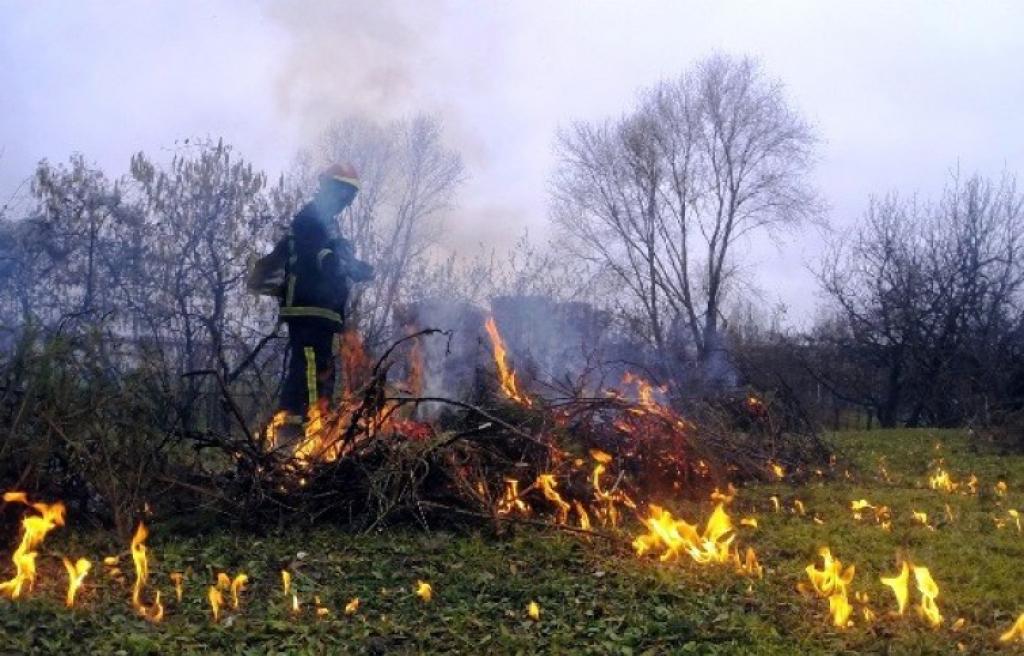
[817,172,1024,427]
[552,54,819,386]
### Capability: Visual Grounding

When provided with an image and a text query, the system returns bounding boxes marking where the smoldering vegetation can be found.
[0,55,1021,537]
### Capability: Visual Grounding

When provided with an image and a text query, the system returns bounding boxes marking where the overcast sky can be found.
[2,1,1022,325]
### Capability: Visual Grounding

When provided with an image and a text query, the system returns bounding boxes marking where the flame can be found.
[996,481,1008,497]
[913,565,943,628]
[573,501,592,531]
[61,557,91,608]
[231,573,248,609]
[880,561,910,615]
[130,522,149,615]
[151,591,164,622]
[929,468,957,492]
[292,593,300,614]
[345,597,360,615]
[632,503,745,567]
[804,547,856,628]
[851,499,874,520]
[589,451,635,528]
[1001,613,1024,643]
[770,462,786,480]
[912,511,929,526]
[966,474,978,495]
[483,316,532,406]
[711,484,737,505]
[170,572,184,602]
[496,479,530,516]
[416,580,433,603]
[0,492,66,599]
[315,595,330,618]
[281,570,291,596]
[208,585,223,622]
[536,474,571,525]
[828,592,853,628]
[735,547,763,579]
[527,601,541,620]
[265,410,288,451]
[740,517,758,529]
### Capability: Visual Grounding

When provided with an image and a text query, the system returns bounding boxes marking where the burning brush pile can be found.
[183,314,830,534]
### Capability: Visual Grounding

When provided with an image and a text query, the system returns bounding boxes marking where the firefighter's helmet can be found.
[319,162,360,191]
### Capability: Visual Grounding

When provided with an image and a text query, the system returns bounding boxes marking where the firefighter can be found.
[248,163,374,443]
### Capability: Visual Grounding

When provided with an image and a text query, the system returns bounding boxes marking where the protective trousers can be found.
[280,318,341,421]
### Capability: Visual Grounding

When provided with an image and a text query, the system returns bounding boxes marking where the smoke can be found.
[265,0,536,252]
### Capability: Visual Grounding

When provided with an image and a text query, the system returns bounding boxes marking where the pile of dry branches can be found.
[171,330,832,534]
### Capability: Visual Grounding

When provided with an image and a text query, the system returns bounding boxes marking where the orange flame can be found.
[61,557,91,608]
[0,492,66,599]
[536,474,571,525]
[344,597,360,615]
[496,478,530,516]
[130,522,149,614]
[170,572,184,603]
[484,316,532,407]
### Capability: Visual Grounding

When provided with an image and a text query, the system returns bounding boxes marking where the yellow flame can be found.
[633,503,744,567]
[527,601,541,620]
[770,463,785,480]
[929,468,957,492]
[805,547,856,628]
[416,580,433,603]
[345,597,360,615]
[130,522,149,616]
[61,557,91,608]
[208,586,223,622]
[231,573,248,609]
[1000,613,1024,643]
[880,561,910,615]
[913,565,943,628]
[0,492,66,599]
[281,570,291,596]
[828,592,853,628]
[996,481,1008,497]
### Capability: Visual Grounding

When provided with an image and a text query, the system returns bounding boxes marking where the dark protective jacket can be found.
[248,203,373,329]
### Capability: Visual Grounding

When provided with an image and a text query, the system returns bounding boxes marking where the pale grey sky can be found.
[2,1,1022,324]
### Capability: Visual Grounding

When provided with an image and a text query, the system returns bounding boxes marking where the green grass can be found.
[2,429,1023,655]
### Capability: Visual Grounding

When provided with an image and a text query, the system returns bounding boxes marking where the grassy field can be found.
[2,428,1023,655]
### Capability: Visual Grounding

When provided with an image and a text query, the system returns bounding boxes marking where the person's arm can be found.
[247,237,288,295]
